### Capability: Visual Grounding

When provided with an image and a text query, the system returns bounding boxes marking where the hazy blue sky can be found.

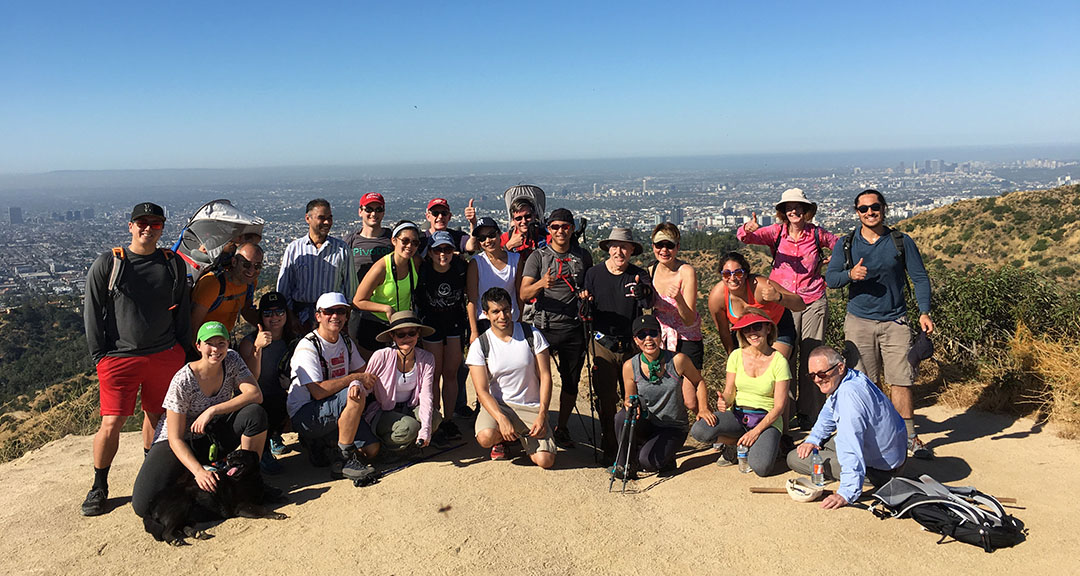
[2,1,1077,173]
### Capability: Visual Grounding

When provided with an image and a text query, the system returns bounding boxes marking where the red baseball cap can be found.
[427,198,450,211]
[360,192,384,207]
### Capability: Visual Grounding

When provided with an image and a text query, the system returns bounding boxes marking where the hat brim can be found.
[775,200,816,211]
[730,315,775,331]
[376,322,436,343]
[599,239,643,256]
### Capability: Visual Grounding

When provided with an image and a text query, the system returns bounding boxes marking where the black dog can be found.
[143,448,287,545]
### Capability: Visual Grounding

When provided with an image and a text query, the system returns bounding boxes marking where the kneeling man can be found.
[787,346,907,509]
[467,287,556,468]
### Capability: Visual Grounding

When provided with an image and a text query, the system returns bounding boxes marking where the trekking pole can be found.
[608,397,637,493]
[621,396,642,493]
[580,298,599,462]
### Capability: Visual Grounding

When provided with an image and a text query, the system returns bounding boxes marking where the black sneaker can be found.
[552,426,575,449]
[439,420,463,441]
[337,447,376,482]
[80,487,108,517]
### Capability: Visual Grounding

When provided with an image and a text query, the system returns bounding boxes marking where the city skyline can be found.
[3,2,1079,174]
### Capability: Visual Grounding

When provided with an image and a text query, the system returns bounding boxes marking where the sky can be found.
[2,1,1078,173]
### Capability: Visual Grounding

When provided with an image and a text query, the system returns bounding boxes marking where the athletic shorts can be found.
[422,311,466,343]
[843,313,914,388]
[475,401,556,455]
[775,309,797,347]
[97,344,185,416]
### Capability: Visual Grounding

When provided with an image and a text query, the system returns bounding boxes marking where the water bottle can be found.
[737,444,750,474]
[811,448,825,486]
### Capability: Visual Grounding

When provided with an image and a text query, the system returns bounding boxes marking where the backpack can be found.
[842,226,906,270]
[199,271,256,314]
[107,247,182,309]
[870,474,1026,552]
[476,322,537,360]
[278,331,357,391]
[528,244,588,324]
[771,226,826,268]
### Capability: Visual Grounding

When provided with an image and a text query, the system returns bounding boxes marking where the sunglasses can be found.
[856,203,883,214]
[653,241,677,251]
[782,203,805,213]
[548,223,572,232]
[362,206,385,213]
[513,214,533,222]
[396,236,419,246]
[740,322,768,333]
[810,362,841,380]
[721,268,746,280]
[320,307,350,317]
[475,231,499,241]
[261,309,286,317]
[133,219,164,230]
[635,329,660,339]
[429,210,450,217]
[393,329,419,338]
[431,245,455,254]
[238,260,263,271]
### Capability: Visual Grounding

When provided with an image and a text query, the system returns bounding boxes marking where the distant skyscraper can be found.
[672,206,684,225]
[9,206,23,225]
[66,210,75,221]
[83,207,94,219]
[643,178,647,193]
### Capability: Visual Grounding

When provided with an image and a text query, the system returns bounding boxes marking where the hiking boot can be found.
[908,436,934,460]
[490,443,508,460]
[333,447,376,482]
[552,426,575,449]
[80,487,108,517]
[260,450,284,475]
[439,420,463,442]
[269,435,290,456]
[715,444,738,467]
[610,464,637,480]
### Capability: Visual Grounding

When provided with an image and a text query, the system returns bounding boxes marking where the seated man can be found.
[787,346,907,509]
[287,292,380,482]
[466,287,556,469]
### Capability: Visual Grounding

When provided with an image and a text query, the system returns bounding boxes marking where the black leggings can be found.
[613,408,688,472]
[131,404,267,518]
[541,323,586,396]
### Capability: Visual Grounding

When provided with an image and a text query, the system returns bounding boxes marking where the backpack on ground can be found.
[869,474,1026,552]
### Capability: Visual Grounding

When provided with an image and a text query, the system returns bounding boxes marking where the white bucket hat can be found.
[775,188,816,211]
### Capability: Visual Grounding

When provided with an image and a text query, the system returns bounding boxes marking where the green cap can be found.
[196,321,230,343]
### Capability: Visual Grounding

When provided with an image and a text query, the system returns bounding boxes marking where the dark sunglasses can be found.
[429,209,450,217]
[635,329,660,339]
[513,214,533,222]
[320,307,350,317]
[856,203,883,214]
[431,245,455,254]
[362,206,385,213]
[548,223,572,232]
[475,231,499,241]
[133,218,165,230]
[238,260,263,271]
[393,329,419,338]
[396,236,419,246]
[261,309,286,317]
[740,322,768,333]
[810,362,842,380]
[653,241,677,251]
[721,268,746,280]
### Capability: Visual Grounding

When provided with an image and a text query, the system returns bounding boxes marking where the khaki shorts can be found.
[843,312,913,388]
[475,401,556,455]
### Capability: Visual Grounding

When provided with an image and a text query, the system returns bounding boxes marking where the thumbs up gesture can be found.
[759,280,780,303]
[465,198,477,227]
[254,324,272,351]
[744,212,760,234]
[849,258,868,281]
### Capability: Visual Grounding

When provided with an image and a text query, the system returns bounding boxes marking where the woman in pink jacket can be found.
[362,311,441,450]
[737,188,838,428]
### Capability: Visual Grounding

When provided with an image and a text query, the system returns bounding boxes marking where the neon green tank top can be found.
[372,255,417,322]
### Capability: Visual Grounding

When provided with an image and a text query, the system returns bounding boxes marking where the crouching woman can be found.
[132,322,268,518]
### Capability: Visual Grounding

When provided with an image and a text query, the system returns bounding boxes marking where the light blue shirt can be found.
[806,368,907,503]
[276,234,357,324]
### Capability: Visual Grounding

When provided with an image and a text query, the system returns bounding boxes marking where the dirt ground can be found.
[1,396,1078,575]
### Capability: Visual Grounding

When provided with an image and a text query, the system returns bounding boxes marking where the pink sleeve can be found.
[366,349,395,410]
[737,223,780,247]
[818,225,840,250]
[415,351,437,442]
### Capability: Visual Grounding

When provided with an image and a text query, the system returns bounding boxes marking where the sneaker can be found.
[80,487,108,517]
[269,435,289,456]
[552,426,575,449]
[490,443,507,460]
[609,464,637,480]
[260,450,284,475]
[908,436,934,460]
[715,444,738,468]
[439,420,464,442]
[337,447,376,482]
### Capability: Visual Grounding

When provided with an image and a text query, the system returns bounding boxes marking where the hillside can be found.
[898,184,1080,288]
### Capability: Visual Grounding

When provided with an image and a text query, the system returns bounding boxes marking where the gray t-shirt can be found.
[343,227,393,284]
[632,351,687,428]
[153,350,254,444]
[521,245,593,328]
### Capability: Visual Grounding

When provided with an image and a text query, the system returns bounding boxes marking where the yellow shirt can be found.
[727,348,791,431]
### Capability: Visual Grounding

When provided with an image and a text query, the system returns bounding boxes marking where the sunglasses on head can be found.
[856,203,883,214]
[134,218,164,230]
[548,223,572,232]
[721,268,746,280]
[393,329,419,338]
[653,241,676,251]
[261,309,286,317]
[635,329,660,339]
[363,206,385,213]
[810,362,841,380]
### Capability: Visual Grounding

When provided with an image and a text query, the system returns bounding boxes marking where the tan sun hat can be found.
[775,188,816,211]
[598,227,643,256]
[376,311,436,343]
[786,477,825,503]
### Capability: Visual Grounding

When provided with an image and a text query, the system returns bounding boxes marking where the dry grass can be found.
[0,375,122,463]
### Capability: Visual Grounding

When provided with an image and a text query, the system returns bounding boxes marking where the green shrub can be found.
[1031,238,1050,252]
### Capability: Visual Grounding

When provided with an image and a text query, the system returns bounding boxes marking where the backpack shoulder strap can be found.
[108,247,126,293]
[889,227,906,263]
[479,329,491,361]
[843,229,857,270]
[306,333,330,381]
[207,273,228,313]
[520,322,536,354]
[771,227,783,258]
[814,227,824,261]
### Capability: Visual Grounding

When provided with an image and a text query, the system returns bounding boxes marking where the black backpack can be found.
[278,331,357,391]
[870,475,1026,552]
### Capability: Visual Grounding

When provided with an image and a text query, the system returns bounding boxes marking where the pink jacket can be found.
[362,347,437,442]
[737,222,838,303]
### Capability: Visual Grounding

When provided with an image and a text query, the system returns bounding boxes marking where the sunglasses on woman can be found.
[475,231,499,241]
[741,322,768,333]
[653,241,676,251]
[261,309,286,317]
[635,329,659,339]
[721,268,746,280]
[393,329,419,338]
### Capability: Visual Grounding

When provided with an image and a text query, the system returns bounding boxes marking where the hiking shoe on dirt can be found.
[490,443,508,460]
[81,487,108,517]
[269,435,289,456]
[439,420,464,442]
[333,447,376,482]
[609,464,637,480]
[908,436,934,460]
[715,444,738,467]
[260,450,284,475]
[552,426,575,449]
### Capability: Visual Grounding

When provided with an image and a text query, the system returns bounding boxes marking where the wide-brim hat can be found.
[730,309,775,331]
[775,188,816,211]
[376,311,436,343]
[598,227,643,256]
[786,477,825,503]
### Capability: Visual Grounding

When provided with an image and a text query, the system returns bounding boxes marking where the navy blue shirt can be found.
[825,227,931,322]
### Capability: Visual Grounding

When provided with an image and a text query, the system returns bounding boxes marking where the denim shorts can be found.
[291,387,379,447]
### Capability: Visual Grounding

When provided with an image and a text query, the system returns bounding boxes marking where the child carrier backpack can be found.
[869,474,1026,552]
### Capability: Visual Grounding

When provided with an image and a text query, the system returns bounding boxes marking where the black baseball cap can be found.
[259,291,287,310]
[631,315,661,335]
[472,216,500,236]
[130,202,166,222]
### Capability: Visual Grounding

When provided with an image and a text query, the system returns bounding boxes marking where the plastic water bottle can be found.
[737,444,750,474]
[811,448,825,486]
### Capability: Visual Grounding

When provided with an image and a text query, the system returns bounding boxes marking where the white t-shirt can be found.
[392,368,418,403]
[287,331,366,418]
[465,323,549,407]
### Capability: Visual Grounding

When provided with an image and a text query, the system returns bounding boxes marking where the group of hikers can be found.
[80,184,935,520]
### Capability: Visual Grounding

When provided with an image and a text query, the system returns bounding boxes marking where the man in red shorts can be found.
[81,202,191,516]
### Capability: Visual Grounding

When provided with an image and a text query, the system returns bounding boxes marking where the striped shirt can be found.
[276,234,358,313]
